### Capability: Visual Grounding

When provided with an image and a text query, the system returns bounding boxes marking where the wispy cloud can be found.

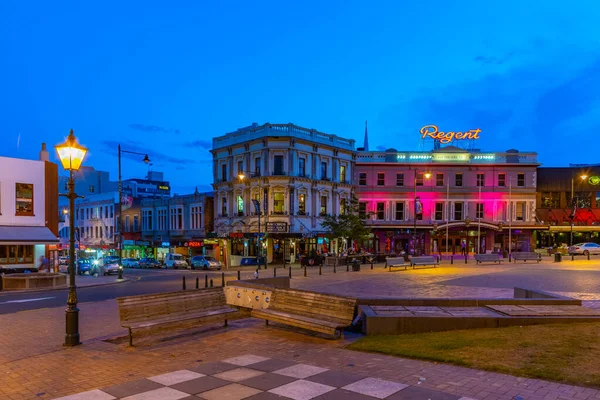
[101,140,195,165]
[186,139,212,149]
[129,124,181,135]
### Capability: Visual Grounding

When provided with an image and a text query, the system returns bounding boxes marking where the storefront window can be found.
[15,183,34,216]
[0,245,33,264]
[541,192,560,208]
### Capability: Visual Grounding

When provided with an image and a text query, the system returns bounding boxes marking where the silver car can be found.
[568,242,600,256]
[191,255,222,270]
[91,256,122,275]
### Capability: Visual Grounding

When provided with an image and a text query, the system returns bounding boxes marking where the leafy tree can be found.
[321,195,372,244]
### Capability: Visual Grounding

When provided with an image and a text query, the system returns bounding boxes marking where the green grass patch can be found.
[347,323,600,387]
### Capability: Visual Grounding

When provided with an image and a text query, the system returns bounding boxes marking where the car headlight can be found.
[93,260,99,265]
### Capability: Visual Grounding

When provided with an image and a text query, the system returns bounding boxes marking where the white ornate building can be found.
[211,123,356,266]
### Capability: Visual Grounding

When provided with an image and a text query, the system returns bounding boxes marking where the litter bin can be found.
[554,253,562,262]
[351,260,361,272]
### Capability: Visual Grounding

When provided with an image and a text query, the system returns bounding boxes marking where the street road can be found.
[0,268,256,314]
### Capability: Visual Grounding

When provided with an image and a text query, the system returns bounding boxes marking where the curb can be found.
[0,277,134,296]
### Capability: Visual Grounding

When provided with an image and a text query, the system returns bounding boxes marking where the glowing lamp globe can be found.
[55,129,88,171]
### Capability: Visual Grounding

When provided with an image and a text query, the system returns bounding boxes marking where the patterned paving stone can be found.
[245,392,290,399]
[312,388,381,399]
[269,379,336,400]
[274,364,329,379]
[214,367,266,382]
[239,372,298,391]
[305,370,365,388]
[386,385,460,399]
[197,383,262,399]
[169,376,231,395]
[343,377,409,399]
[54,390,116,400]
[250,358,298,372]
[223,355,271,366]
[190,361,240,375]
[121,387,190,400]
[101,379,165,398]
[148,370,204,386]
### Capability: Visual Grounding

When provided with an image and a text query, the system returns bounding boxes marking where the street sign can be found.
[266,222,288,233]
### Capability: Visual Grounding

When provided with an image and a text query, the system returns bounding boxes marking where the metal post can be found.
[210,279,213,287]
[222,272,225,287]
[237,270,241,280]
[205,274,208,288]
[334,263,336,273]
[319,265,322,275]
[65,172,80,346]
[196,277,199,289]
[118,145,123,275]
[450,255,453,264]
[370,259,373,270]
[414,169,417,256]
[304,266,307,277]
[570,176,574,247]
[274,267,276,277]
[588,252,591,261]
[464,254,467,264]
[182,276,186,290]
[288,266,292,279]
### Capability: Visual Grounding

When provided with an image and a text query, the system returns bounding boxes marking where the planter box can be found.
[1,273,67,291]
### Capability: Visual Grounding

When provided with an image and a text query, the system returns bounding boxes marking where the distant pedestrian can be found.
[254,269,259,279]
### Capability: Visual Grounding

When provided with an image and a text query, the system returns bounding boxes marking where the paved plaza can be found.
[2,260,600,400]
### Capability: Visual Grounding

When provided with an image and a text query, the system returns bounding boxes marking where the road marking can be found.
[0,296,55,304]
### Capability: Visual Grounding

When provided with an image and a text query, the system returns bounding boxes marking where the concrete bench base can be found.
[1,273,67,291]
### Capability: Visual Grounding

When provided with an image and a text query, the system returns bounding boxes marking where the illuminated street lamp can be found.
[413,170,431,256]
[238,171,265,269]
[55,129,88,347]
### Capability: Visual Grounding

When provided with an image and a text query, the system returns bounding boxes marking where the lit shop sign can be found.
[420,125,481,144]
[185,241,204,247]
[159,185,170,191]
[589,176,600,186]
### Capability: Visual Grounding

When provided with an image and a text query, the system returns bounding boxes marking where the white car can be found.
[568,242,600,256]
[164,253,188,269]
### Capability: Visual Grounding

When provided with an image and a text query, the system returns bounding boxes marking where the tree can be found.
[321,195,372,247]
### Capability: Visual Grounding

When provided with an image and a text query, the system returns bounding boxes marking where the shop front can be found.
[0,226,60,272]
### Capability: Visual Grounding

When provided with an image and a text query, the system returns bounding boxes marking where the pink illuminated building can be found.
[355,146,541,256]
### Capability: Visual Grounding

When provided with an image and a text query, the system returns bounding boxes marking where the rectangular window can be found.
[498,173,506,187]
[541,192,560,208]
[125,216,130,232]
[376,202,385,220]
[298,194,306,215]
[237,160,243,176]
[15,183,34,216]
[320,195,327,215]
[221,197,227,217]
[455,173,463,187]
[254,157,261,176]
[359,173,367,186]
[95,226,98,238]
[110,206,114,218]
[89,185,95,193]
[105,206,108,218]
[454,202,463,220]
[133,215,139,232]
[359,202,367,218]
[274,155,284,175]
[396,173,404,187]
[237,195,244,216]
[395,202,404,220]
[517,173,525,187]
[0,245,34,264]
[299,158,306,177]
[436,173,444,187]
[340,198,347,215]
[191,206,202,229]
[340,165,347,183]
[100,226,103,238]
[99,206,103,219]
[416,172,424,187]
[157,209,167,230]
[477,173,485,187]
[170,208,176,230]
[221,164,227,182]
[110,226,114,238]
[516,202,525,220]
[476,203,484,219]
[142,210,153,230]
[377,173,385,186]
[274,193,285,214]
[177,208,183,229]
[321,161,327,180]
[435,203,443,220]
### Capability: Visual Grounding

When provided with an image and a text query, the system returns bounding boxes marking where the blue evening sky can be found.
[1,1,598,193]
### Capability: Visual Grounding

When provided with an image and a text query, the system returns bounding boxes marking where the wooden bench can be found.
[474,253,504,264]
[512,252,541,263]
[385,257,409,271]
[410,256,439,268]
[251,288,357,338]
[116,288,243,346]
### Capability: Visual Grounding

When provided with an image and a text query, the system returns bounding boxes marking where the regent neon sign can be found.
[589,176,600,186]
[420,125,481,144]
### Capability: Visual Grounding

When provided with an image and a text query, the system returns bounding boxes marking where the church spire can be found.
[363,120,369,151]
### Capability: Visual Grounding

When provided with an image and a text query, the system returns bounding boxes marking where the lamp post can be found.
[55,129,88,347]
[413,169,431,256]
[570,173,587,246]
[238,171,264,269]
[117,145,150,272]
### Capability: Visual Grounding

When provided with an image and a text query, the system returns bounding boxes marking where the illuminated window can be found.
[455,173,463,187]
[340,165,347,183]
[274,193,285,214]
[498,173,506,187]
[15,183,34,216]
[376,203,385,220]
[377,173,385,186]
[454,202,463,220]
[221,197,227,216]
[0,245,34,264]
[517,173,525,187]
[477,173,485,187]
[436,173,444,187]
[359,202,367,218]
[435,203,443,220]
[541,192,560,208]
[298,194,306,214]
[476,203,484,219]
[237,161,243,176]
[237,195,244,216]
[340,198,347,215]
[396,173,404,187]
[320,195,328,216]
[395,202,404,220]
[516,202,525,220]
[359,173,367,186]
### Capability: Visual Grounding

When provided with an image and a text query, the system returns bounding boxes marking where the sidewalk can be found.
[0,274,131,295]
[1,302,600,400]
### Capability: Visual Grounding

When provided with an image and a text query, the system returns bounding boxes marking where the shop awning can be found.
[0,226,59,244]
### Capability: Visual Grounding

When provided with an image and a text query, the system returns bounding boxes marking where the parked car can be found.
[164,253,188,269]
[122,258,140,268]
[190,255,222,270]
[568,242,600,256]
[90,256,122,276]
[77,259,92,275]
[138,257,161,268]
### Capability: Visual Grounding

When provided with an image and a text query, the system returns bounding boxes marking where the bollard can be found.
[588,252,591,261]
[572,254,575,261]
[464,254,467,264]
[319,265,322,275]
[210,279,213,287]
[334,263,336,274]
[196,277,199,289]
[289,266,292,279]
[370,259,374,270]
[304,266,307,277]
[205,274,208,288]
[237,270,241,280]
[274,268,277,277]
[222,272,225,287]
[509,254,512,262]
[183,276,186,290]
[451,255,453,264]
[346,262,349,272]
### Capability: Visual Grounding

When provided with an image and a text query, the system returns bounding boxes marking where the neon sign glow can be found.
[421,125,481,144]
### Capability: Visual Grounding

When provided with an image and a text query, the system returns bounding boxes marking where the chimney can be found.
[39,143,49,162]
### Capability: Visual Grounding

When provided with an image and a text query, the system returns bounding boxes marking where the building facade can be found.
[0,145,59,272]
[211,123,355,267]
[356,146,541,255]
[140,191,213,262]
